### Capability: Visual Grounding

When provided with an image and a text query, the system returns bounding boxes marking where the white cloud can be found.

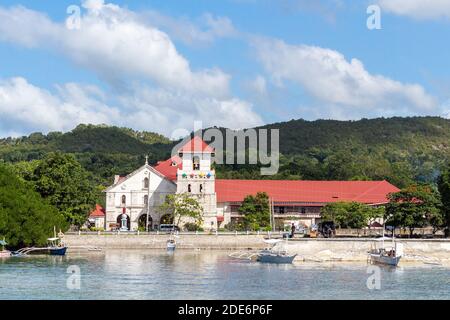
[0,1,263,136]
[0,1,230,97]
[378,0,450,20]
[0,77,119,136]
[143,11,237,45]
[254,38,438,118]
[0,77,263,137]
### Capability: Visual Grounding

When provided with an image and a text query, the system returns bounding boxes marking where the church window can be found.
[121,195,126,205]
[193,156,200,171]
[144,177,149,189]
[144,195,148,205]
[200,184,203,193]
[188,184,192,193]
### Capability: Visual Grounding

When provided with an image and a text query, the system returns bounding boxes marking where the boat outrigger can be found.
[368,228,403,267]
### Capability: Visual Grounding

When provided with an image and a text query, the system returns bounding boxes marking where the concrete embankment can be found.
[64,234,450,264]
[64,233,268,250]
[281,238,450,264]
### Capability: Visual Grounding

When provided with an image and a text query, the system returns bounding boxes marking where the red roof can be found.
[154,155,182,181]
[178,136,214,153]
[215,180,399,205]
[89,204,105,218]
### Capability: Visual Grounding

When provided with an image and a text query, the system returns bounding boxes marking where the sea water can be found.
[0,250,449,300]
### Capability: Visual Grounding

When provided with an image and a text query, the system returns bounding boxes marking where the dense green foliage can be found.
[0,165,67,247]
[15,153,98,227]
[1,117,449,189]
[157,193,203,229]
[218,117,450,186]
[236,192,271,231]
[437,165,450,233]
[385,185,444,235]
[320,202,384,229]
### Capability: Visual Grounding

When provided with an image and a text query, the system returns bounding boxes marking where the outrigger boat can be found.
[256,239,297,264]
[47,237,67,256]
[368,228,403,267]
[0,238,11,258]
[47,226,67,256]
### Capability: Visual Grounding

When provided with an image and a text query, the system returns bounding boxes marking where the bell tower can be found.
[176,136,217,229]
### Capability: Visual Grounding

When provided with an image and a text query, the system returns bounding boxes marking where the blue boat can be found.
[49,246,68,256]
[47,237,68,256]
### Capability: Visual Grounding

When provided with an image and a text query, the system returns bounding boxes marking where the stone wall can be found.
[282,238,450,263]
[64,234,268,250]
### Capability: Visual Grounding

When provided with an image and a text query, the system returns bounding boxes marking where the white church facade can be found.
[102,136,400,231]
[104,137,218,231]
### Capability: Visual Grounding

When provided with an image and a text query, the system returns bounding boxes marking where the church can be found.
[103,136,400,231]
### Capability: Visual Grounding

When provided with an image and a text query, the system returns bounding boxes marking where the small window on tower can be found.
[188,184,192,193]
[193,156,200,170]
[144,195,148,205]
[200,184,203,193]
[144,177,149,189]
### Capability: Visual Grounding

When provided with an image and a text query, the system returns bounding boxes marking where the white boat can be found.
[166,232,178,251]
[368,229,403,267]
[166,239,176,251]
[257,239,297,264]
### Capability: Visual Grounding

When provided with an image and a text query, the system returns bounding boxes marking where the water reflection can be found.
[0,250,448,300]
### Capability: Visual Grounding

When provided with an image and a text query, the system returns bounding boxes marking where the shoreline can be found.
[62,234,450,265]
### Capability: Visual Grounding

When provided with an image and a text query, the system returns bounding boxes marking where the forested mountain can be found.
[1,117,449,188]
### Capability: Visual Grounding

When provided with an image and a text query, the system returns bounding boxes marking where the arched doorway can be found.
[160,214,174,224]
[116,214,130,230]
[138,214,153,230]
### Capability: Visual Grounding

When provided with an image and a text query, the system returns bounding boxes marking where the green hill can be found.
[1,117,449,188]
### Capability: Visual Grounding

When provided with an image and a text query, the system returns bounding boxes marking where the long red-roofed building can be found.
[104,136,399,230]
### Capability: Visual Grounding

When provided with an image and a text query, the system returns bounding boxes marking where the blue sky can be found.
[0,0,449,137]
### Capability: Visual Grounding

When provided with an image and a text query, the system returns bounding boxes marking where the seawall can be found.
[63,234,450,264]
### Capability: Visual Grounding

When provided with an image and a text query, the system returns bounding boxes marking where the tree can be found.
[28,153,97,228]
[385,184,443,237]
[320,202,383,229]
[0,164,67,247]
[238,192,271,231]
[158,193,203,229]
[438,165,450,237]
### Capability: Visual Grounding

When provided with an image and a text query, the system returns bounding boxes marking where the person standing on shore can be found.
[290,223,295,238]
